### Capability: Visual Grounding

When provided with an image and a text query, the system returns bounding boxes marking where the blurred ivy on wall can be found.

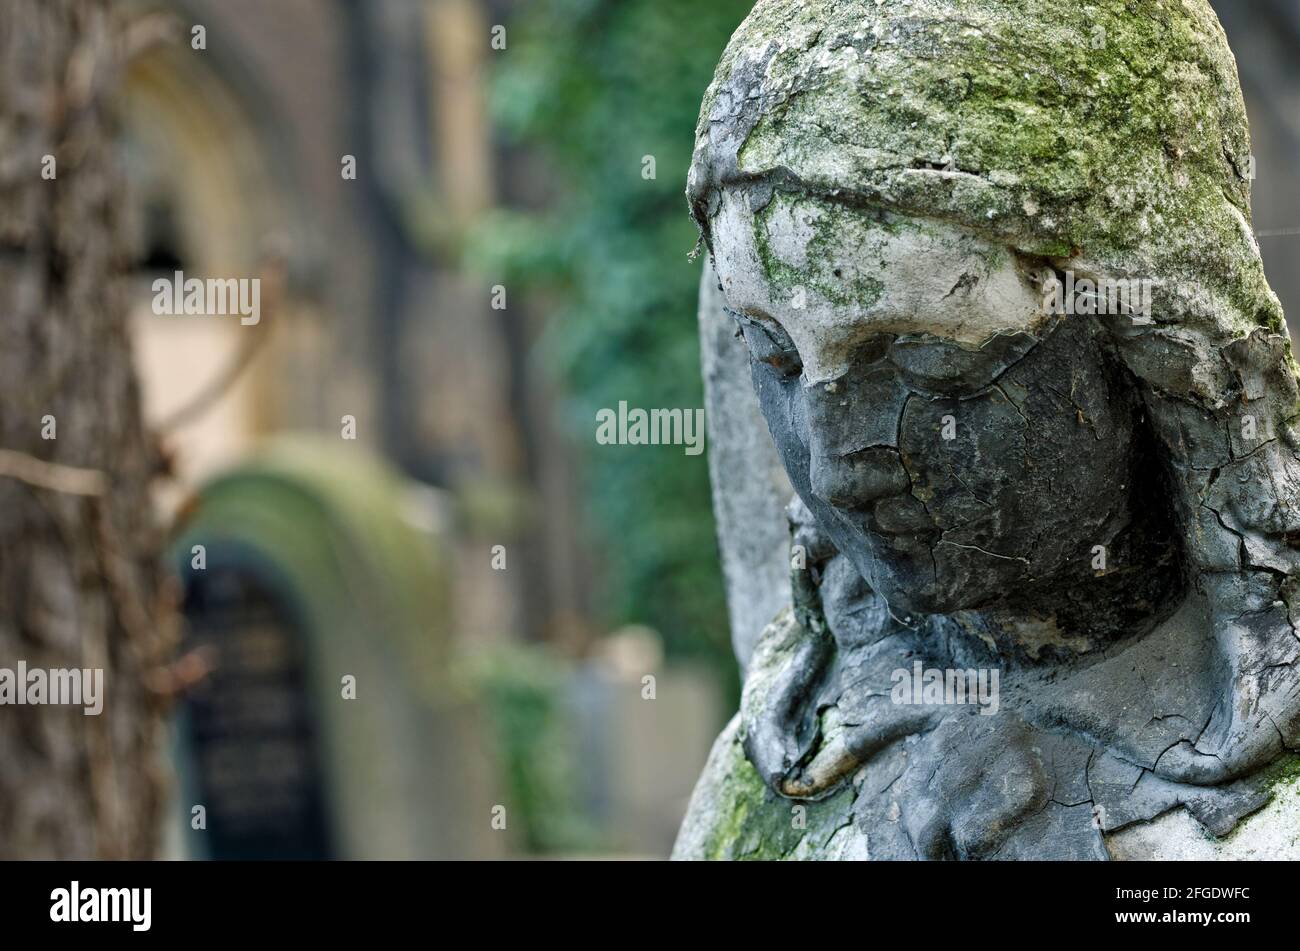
[465,645,603,854]
[471,0,754,684]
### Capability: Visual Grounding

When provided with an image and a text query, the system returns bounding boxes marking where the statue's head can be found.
[689,0,1295,633]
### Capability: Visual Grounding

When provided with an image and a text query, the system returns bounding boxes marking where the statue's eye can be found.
[728,308,803,380]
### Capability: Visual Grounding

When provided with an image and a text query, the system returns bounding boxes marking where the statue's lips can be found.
[826,503,938,565]
[819,491,938,545]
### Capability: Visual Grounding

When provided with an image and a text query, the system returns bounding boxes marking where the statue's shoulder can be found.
[671,714,758,860]
[672,648,867,861]
[672,605,808,860]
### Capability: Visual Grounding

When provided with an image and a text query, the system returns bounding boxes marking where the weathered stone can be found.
[698,264,793,672]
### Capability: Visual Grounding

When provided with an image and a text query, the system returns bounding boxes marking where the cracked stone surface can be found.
[676,0,1300,860]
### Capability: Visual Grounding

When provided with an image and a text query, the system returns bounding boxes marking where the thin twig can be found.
[0,448,106,496]
[154,325,269,432]
[154,254,284,433]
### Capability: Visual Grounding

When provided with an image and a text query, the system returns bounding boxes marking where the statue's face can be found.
[711,189,1141,618]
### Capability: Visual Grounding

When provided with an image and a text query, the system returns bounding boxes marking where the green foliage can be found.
[464,645,603,854]
[473,0,754,680]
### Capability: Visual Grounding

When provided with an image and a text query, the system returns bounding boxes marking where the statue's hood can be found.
[688,0,1283,341]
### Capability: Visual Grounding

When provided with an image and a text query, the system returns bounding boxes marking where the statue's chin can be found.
[857,554,953,620]
[873,584,949,620]
[814,500,993,618]
[859,549,1004,620]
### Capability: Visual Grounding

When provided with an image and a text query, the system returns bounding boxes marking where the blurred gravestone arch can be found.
[169,438,504,859]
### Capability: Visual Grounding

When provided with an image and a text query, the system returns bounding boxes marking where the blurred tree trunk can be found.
[0,0,171,858]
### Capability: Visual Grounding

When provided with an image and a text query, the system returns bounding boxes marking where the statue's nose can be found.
[803,369,911,511]
[809,443,910,511]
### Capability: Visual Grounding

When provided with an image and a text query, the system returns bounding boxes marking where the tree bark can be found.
[0,0,170,858]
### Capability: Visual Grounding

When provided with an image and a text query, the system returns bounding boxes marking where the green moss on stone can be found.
[694,727,859,861]
[751,191,886,309]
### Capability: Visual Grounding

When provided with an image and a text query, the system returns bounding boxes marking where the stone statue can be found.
[675,0,1300,860]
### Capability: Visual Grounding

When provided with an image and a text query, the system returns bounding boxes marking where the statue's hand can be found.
[739,607,832,794]
[739,601,939,801]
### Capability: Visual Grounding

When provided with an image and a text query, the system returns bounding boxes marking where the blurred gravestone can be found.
[169,438,502,859]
